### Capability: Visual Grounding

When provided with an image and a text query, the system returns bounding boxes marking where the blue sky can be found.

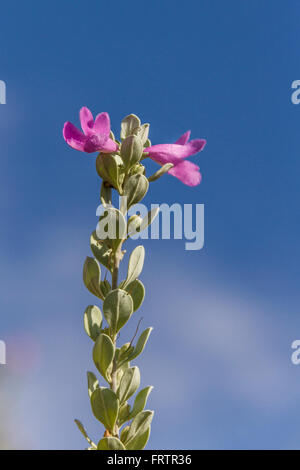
[0,0,300,449]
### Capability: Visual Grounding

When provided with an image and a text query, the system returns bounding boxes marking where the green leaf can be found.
[118,402,131,426]
[96,208,127,251]
[90,231,113,272]
[117,366,140,404]
[118,342,134,364]
[121,174,149,210]
[129,386,153,420]
[148,163,174,182]
[87,371,99,398]
[99,280,111,299]
[103,289,133,333]
[96,154,120,190]
[125,279,145,311]
[126,426,151,450]
[90,388,119,432]
[74,419,97,449]
[93,333,115,381]
[100,182,112,207]
[84,305,102,341]
[121,114,141,140]
[124,410,154,448]
[121,135,143,169]
[124,246,145,288]
[133,123,150,146]
[83,257,102,298]
[127,214,143,235]
[139,207,160,232]
[120,425,130,443]
[129,327,153,361]
[98,437,125,450]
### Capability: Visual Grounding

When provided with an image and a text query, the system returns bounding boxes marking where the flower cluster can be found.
[63,107,206,186]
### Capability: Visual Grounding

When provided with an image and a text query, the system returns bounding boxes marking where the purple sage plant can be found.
[63,108,206,450]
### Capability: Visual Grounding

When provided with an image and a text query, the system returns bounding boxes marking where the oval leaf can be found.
[84,305,102,341]
[90,231,113,272]
[125,279,145,311]
[124,246,145,288]
[96,208,127,251]
[122,174,149,209]
[98,437,125,450]
[83,257,102,298]
[90,388,119,432]
[103,289,133,333]
[126,426,151,450]
[124,410,154,448]
[117,366,140,404]
[129,327,153,361]
[87,371,99,398]
[93,333,115,380]
[129,386,153,420]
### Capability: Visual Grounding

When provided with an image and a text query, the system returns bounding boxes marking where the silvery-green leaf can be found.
[122,174,149,209]
[123,246,145,288]
[90,231,113,272]
[129,327,153,361]
[133,123,150,146]
[99,280,111,299]
[87,371,99,398]
[96,154,120,191]
[93,333,115,381]
[124,410,153,448]
[103,289,133,333]
[129,386,153,420]
[74,419,97,449]
[125,279,145,311]
[97,437,125,450]
[127,214,142,235]
[139,207,160,231]
[118,403,131,426]
[117,366,140,404]
[117,342,134,364]
[126,426,151,450]
[96,208,127,251]
[148,163,174,182]
[83,257,102,298]
[90,388,119,432]
[121,114,141,140]
[121,135,143,169]
[84,305,102,341]
[100,183,112,207]
[120,425,130,443]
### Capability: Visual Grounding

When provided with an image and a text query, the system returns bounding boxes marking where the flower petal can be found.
[101,137,119,153]
[144,144,193,164]
[175,131,191,145]
[168,160,202,186]
[63,122,87,152]
[94,112,111,137]
[184,139,207,156]
[80,107,94,136]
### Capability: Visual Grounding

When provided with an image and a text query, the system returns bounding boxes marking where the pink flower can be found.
[144,131,206,186]
[63,107,118,154]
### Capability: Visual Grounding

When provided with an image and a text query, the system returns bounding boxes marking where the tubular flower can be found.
[63,107,118,154]
[144,131,206,186]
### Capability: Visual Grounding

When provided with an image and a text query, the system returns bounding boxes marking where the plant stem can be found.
[110,242,123,436]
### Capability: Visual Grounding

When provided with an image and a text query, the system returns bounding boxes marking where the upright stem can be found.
[110,242,123,436]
